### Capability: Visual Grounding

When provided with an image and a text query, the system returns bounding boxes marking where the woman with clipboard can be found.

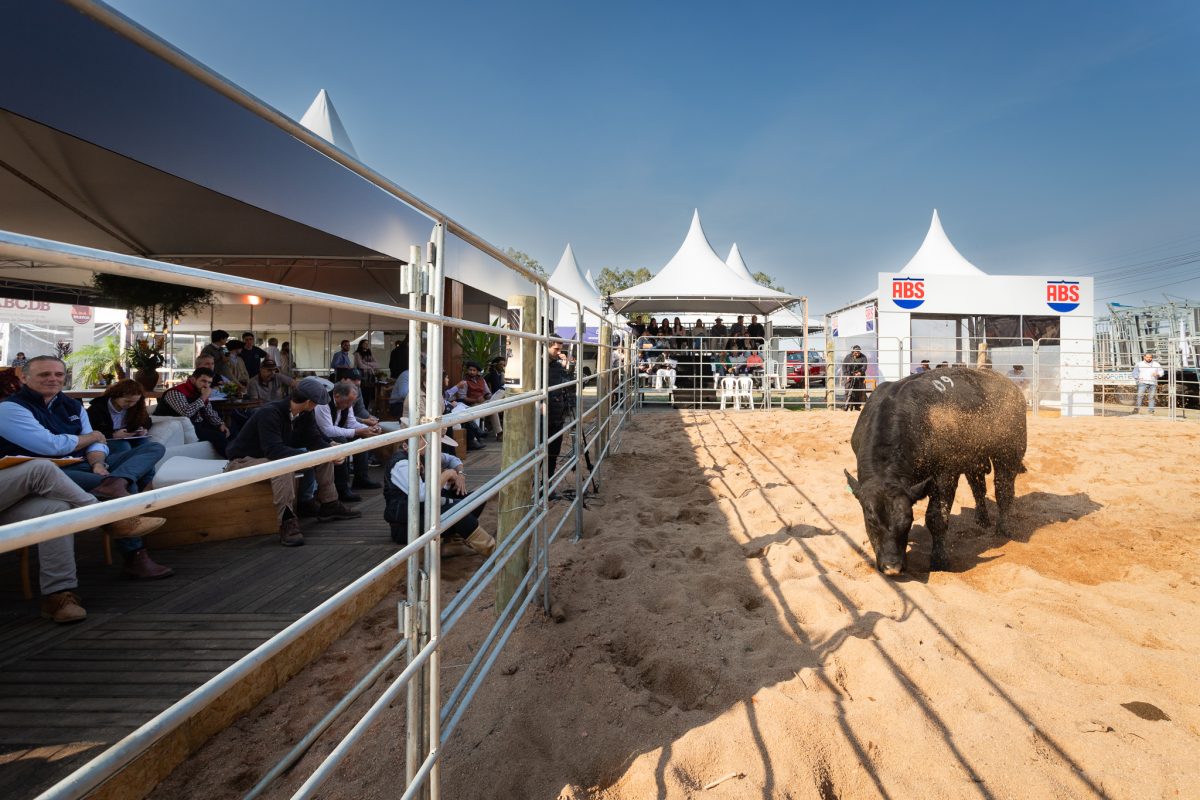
[86,380,154,456]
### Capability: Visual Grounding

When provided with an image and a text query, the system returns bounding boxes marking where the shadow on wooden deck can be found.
[0,442,505,799]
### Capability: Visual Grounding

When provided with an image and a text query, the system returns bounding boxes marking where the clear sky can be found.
[107,0,1200,315]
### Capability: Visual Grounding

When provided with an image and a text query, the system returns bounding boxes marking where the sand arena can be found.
[153,410,1200,800]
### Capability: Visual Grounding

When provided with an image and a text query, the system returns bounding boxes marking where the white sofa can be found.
[148,416,226,484]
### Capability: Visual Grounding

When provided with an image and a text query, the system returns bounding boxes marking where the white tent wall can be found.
[874,272,1095,415]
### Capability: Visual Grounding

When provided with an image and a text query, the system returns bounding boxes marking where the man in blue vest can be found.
[0,356,173,579]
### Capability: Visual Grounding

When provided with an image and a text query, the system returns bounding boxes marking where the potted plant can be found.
[455,318,503,370]
[65,336,126,388]
[127,339,165,391]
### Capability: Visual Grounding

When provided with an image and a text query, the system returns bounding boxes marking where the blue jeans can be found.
[64,442,165,554]
[1136,382,1156,411]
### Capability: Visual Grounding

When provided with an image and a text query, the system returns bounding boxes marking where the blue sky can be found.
[107,0,1200,314]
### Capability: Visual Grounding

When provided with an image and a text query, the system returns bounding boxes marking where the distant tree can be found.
[596,267,652,296]
[753,271,787,292]
[504,247,546,278]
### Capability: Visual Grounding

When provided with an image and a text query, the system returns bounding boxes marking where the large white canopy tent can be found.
[547,244,604,341]
[298,89,360,160]
[612,211,799,316]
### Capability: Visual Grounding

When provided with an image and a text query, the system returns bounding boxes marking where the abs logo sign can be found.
[1046,280,1080,313]
[891,277,925,309]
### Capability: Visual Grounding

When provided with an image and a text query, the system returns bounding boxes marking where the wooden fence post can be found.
[496,294,537,615]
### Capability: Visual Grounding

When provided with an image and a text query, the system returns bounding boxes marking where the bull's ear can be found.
[844,469,860,497]
[906,478,932,501]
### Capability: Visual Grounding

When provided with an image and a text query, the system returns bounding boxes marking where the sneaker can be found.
[122,549,174,580]
[318,501,362,522]
[41,591,87,624]
[297,498,322,518]
[279,517,304,547]
[103,516,167,539]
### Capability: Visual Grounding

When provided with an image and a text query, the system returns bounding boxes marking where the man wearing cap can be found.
[225,377,360,547]
[841,345,869,411]
[246,358,295,403]
[710,317,728,342]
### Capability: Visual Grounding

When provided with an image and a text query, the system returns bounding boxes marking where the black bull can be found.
[845,368,1027,576]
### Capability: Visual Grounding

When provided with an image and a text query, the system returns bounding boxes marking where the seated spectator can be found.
[0,355,171,579]
[246,358,295,402]
[224,340,252,388]
[10,351,27,369]
[339,370,380,427]
[192,353,230,391]
[443,374,486,450]
[654,352,677,390]
[746,350,765,374]
[383,426,495,557]
[239,332,268,376]
[456,361,492,407]
[199,330,232,382]
[483,357,507,440]
[690,318,707,349]
[710,317,728,342]
[314,382,383,502]
[156,367,230,456]
[912,359,931,374]
[730,315,747,339]
[730,349,749,374]
[86,379,154,457]
[0,460,167,622]
[225,378,360,546]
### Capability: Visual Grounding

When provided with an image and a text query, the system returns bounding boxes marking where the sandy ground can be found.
[152,410,1200,800]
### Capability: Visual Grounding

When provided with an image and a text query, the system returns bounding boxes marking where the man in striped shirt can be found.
[155,367,230,456]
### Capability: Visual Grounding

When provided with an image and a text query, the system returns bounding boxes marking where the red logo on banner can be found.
[70,305,94,324]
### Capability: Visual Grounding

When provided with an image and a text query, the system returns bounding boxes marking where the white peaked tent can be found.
[613,210,798,315]
[548,243,604,332]
[585,268,600,294]
[900,209,986,276]
[299,89,359,159]
[725,243,757,283]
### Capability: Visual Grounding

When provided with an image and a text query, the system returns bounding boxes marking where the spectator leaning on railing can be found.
[0,355,173,580]
[313,382,382,503]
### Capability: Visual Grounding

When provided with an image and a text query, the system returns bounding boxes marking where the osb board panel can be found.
[152,482,278,548]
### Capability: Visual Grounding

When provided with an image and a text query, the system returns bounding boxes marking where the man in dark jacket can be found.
[841,345,869,411]
[546,339,574,484]
[225,377,359,546]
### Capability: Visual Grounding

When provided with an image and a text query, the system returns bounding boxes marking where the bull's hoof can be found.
[997,523,1016,540]
[929,552,950,571]
[974,510,991,528]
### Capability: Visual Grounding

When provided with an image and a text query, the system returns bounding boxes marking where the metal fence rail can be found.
[0,231,627,800]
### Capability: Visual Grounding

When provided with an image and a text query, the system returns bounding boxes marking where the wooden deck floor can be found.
[0,443,504,799]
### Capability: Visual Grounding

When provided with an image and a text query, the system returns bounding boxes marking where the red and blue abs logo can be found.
[1046,280,1080,312]
[891,277,925,309]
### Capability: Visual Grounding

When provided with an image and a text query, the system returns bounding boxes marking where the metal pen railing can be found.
[1,231,628,800]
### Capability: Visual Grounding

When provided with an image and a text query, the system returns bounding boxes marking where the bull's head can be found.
[845,469,931,577]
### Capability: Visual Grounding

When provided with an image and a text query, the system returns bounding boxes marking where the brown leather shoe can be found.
[122,549,174,580]
[103,516,167,539]
[91,476,131,500]
[41,591,87,624]
[279,517,305,547]
[317,501,361,522]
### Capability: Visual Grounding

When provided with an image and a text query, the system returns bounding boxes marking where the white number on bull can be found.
[932,375,954,393]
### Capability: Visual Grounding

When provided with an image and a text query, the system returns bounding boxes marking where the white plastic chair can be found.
[718,376,739,410]
[736,375,755,410]
[763,360,784,390]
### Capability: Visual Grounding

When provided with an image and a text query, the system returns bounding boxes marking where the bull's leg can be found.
[925,474,958,571]
[994,463,1018,539]
[966,469,990,527]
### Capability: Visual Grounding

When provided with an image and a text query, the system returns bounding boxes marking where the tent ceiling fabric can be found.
[0,2,533,305]
[612,210,799,315]
[299,89,359,159]
[900,209,986,276]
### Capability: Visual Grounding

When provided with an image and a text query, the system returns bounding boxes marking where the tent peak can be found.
[299,89,359,159]
[899,209,985,276]
[725,243,756,283]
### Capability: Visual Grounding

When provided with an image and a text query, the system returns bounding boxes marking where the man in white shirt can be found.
[314,382,382,501]
[382,430,495,558]
[1132,352,1164,414]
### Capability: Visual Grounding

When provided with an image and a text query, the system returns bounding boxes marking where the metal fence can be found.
[0,229,630,800]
